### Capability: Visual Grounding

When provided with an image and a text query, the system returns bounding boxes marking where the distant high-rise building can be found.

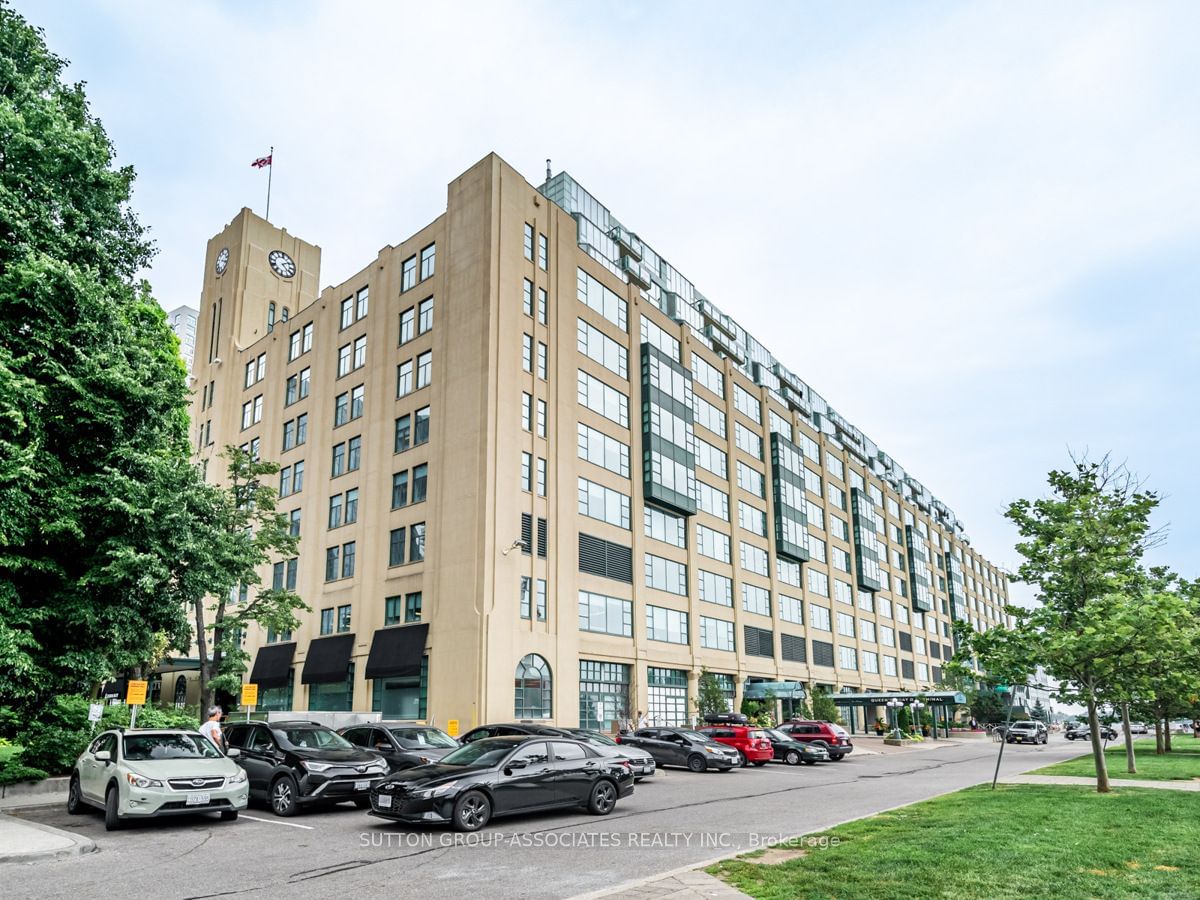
[166,304,198,369]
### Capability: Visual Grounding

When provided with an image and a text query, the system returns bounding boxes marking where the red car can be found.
[697,725,774,767]
[777,720,854,760]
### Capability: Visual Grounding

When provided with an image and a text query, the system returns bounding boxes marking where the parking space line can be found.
[239,814,314,830]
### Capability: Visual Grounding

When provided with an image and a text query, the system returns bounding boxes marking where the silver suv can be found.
[1005,721,1048,745]
[67,729,249,830]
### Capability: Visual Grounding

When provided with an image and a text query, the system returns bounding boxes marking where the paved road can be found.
[6,738,1087,899]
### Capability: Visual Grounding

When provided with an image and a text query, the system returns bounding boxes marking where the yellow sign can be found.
[447,719,459,738]
[126,680,148,706]
[241,683,259,707]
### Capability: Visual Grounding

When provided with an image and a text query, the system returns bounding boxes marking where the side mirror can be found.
[95,750,111,762]
[375,743,390,751]
[226,747,241,758]
[505,758,529,771]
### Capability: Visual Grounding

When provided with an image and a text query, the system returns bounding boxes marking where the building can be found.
[186,152,1011,733]
[166,304,199,370]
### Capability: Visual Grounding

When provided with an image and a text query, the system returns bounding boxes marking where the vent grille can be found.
[901,659,916,679]
[811,640,834,668]
[744,625,774,659]
[578,533,632,583]
[780,633,807,663]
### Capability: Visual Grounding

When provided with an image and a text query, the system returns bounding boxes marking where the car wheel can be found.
[587,780,618,816]
[687,754,707,773]
[830,754,845,761]
[785,750,801,766]
[220,809,239,821]
[67,775,84,815]
[735,751,747,767]
[353,798,371,810]
[802,759,818,766]
[452,790,491,832]
[270,775,299,817]
[104,785,121,831]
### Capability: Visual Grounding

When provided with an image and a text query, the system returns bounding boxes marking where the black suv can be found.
[457,723,574,744]
[224,720,389,816]
[338,723,460,772]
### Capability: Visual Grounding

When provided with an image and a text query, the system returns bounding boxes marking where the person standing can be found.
[199,706,224,752]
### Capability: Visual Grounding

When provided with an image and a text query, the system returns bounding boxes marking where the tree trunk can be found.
[1165,718,1173,752]
[193,597,210,725]
[1121,703,1136,775]
[1155,716,1164,754]
[1085,696,1110,793]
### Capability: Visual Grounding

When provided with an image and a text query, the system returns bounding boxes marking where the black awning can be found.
[301,634,355,684]
[249,643,296,689]
[364,624,429,680]
[100,677,127,696]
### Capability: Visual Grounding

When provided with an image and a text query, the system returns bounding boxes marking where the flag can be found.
[251,154,272,169]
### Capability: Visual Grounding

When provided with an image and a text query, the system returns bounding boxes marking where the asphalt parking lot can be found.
[7,738,1088,899]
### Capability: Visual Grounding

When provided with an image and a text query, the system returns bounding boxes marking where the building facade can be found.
[167,304,199,370]
[188,153,1010,732]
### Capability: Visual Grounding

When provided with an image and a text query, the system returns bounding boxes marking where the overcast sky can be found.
[18,1,1200,604]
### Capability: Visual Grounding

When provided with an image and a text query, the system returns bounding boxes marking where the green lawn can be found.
[709,784,1200,899]
[1038,736,1200,782]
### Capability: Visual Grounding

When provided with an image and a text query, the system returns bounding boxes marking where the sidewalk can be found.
[590,870,751,899]
[0,812,96,864]
[999,773,1200,791]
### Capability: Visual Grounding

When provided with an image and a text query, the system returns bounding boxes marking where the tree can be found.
[962,458,1161,793]
[811,687,840,724]
[1030,700,1047,722]
[0,5,197,708]
[694,668,729,722]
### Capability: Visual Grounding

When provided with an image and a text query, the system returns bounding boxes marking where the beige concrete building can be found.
[186,152,1010,733]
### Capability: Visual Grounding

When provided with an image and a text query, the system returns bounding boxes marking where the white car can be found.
[68,728,249,830]
[1128,722,1149,735]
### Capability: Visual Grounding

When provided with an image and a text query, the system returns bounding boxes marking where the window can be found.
[282,419,296,451]
[341,541,356,578]
[883,655,898,676]
[418,297,433,333]
[523,224,534,261]
[520,576,531,619]
[521,452,532,492]
[537,288,547,325]
[523,279,533,317]
[334,391,350,427]
[522,334,533,373]
[384,592,423,626]
[696,524,731,563]
[740,541,769,576]
[732,383,761,423]
[736,462,765,498]
[420,243,435,280]
[644,507,686,548]
[835,580,854,605]
[780,594,804,625]
[337,343,352,377]
[391,471,409,508]
[337,604,352,633]
[768,409,792,441]
[320,607,334,634]
[809,604,832,631]
[535,578,547,622]
[289,328,303,361]
[414,406,430,445]
[537,233,548,270]
[388,528,406,567]
[514,654,551,719]
[416,351,431,389]
[734,422,762,459]
[402,255,416,291]
[577,370,629,427]
[288,510,301,538]
[579,591,632,637]
[698,570,733,607]
[279,465,294,497]
[340,297,354,330]
[696,482,729,520]
[839,646,858,670]
[577,268,627,331]
[328,493,343,529]
[838,612,856,637]
[400,307,415,344]
[577,319,627,378]
[825,452,844,480]
[344,488,358,525]
[410,522,425,562]
[578,478,630,528]
[645,553,687,595]
[536,399,546,437]
[699,617,735,651]
[394,415,411,453]
[807,568,829,596]
[324,547,339,582]
[691,352,724,397]
[536,457,546,496]
[411,463,428,503]
[880,625,896,647]
[742,583,771,616]
[396,361,413,397]
[353,335,366,369]
[694,439,727,482]
[827,484,846,510]
[537,342,547,380]
[740,502,768,536]
[691,393,726,439]
[646,606,688,644]
[350,384,364,420]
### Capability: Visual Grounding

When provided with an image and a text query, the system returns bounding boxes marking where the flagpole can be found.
[265,146,274,221]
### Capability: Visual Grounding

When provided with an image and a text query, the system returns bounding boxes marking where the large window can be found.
[695,524,731,563]
[577,267,628,331]
[645,554,687,595]
[699,616,735,651]
[514,654,552,719]
[577,318,627,378]
[579,661,630,732]
[646,667,688,727]
[309,662,354,712]
[699,570,733,607]
[578,477,630,529]
[578,591,632,637]
[742,583,771,616]
[577,370,628,427]
[646,605,688,644]
[644,506,686,548]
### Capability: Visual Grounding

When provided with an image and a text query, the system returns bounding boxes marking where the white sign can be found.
[88,703,104,723]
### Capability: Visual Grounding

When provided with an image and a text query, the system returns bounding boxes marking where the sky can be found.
[15,0,1200,606]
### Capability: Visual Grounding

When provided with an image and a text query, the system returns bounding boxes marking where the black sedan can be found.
[338,723,460,772]
[762,729,829,766]
[369,736,633,831]
[617,728,740,772]
[563,728,656,779]
[457,723,574,744]
[1066,725,1117,741]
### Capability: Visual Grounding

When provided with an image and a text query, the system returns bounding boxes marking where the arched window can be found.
[173,675,188,709]
[514,654,552,719]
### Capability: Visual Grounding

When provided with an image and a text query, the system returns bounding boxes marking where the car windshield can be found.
[439,738,524,768]
[764,729,790,743]
[1012,723,1036,729]
[275,727,353,750]
[570,730,616,746]
[389,727,458,750]
[123,733,222,761]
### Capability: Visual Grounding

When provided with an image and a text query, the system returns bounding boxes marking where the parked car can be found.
[617,728,741,771]
[762,729,830,766]
[1128,722,1149,735]
[1005,721,1048,745]
[369,735,633,831]
[338,723,459,773]
[697,724,774,767]
[776,721,854,760]
[1065,724,1117,741]
[67,729,249,831]
[224,720,388,816]
[457,722,574,744]
[562,728,656,779]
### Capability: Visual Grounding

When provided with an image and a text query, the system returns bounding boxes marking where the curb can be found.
[0,815,97,865]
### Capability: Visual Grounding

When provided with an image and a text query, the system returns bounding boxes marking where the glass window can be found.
[392,471,409,508]
[645,554,687,595]
[410,523,425,562]
[698,570,732,607]
[412,463,428,503]
[514,654,551,719]
[341,541,356,578]
[420,243,436,280]
[416,351,431,389]
[577,318,627,378]
[699,616,735,651]
[578,590,633,637]
[807,568,829,597]
[402,255,416,291]
[400,307,415,344]
[414,407,430,445]
[388,528,406,567]
[577,370,629,428]
[742,583,771,616]
[644,506,685,548]
[418,297,433,333]
[695,524,731,563]
[356,286,369,320]
[577,267,627,331]
[646,605,688,644]
[578,477,630,529]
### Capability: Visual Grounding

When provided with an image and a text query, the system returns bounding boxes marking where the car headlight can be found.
[300,761,334,772]
[227,769,248,785]
[704,746,719,754]
[413,780,459,797]
[126,772,163,789]
[369,761,388,773]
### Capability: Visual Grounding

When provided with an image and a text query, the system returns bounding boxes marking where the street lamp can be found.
[886,698,904,739]
[910,700,926,737]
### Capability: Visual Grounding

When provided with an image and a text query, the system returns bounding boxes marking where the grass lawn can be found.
[709,784,1200,899]
[1038,736,1200,782]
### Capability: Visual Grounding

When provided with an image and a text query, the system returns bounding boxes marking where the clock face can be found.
[215,247,229,275]
[268,250,296,279]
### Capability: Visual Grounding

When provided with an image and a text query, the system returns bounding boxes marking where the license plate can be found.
[185,792,211,806]
[354,780,369,791]
[376,794,392,809]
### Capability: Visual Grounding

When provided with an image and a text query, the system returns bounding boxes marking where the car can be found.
[456,722,575,744]
[369,735,633,831]
[697,724,774,767]
[776,721,854,760]
[224,720,389,816]
[1005,721,1048,745]
[617,728,740,771]
[338,723,460,773]
[67,728,249,831]
[1065,724,1117,741]
[762,728,830,766]
[562,728,656,779]
[1128,722,1149,735]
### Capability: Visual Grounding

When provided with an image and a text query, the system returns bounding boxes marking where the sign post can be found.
[126,679,148,730]
[241,683,258,722]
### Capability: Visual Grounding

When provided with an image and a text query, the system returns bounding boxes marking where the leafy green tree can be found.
[0,5,197,707]
[694,668,730,722]
[811,687,840,724]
